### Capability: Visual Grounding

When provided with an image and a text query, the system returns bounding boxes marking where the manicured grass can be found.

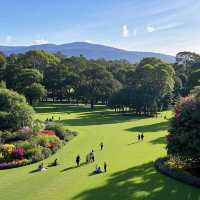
[0,103,199,200]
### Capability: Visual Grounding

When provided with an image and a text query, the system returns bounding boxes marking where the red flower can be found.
[39,129,56,136]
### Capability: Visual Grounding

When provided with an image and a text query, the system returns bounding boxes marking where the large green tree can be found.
[23,83,47,105]
[0,89,34,130]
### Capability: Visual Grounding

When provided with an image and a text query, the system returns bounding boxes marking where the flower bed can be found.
[0,159,32,170]
[0,123,78,170]
[155,157,200,188]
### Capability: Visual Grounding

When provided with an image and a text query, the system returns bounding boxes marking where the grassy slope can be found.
[0,103,199,200]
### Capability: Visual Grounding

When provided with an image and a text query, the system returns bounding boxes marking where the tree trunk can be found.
[90,99,94,109]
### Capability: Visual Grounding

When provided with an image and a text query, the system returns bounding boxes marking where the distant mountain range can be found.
[0,42,175,63]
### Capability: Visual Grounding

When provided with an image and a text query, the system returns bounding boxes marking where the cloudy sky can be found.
[0,0,200,55]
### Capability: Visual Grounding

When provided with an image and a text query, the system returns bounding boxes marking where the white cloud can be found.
[146,23,183,33]
[85,40,93,43]
[146,26,156,33]
[32,39,48,45]
[6,35,12,43]
[122,24,129,37]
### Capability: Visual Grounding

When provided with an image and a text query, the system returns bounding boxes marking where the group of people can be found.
[86,150,95,163]
[94,162,107,174]
[138,133,144,141]
[36,142,106,175]
[75,142,107,174]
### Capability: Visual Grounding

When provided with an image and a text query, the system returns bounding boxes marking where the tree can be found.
[167,93,200,164]
[0,52,6,81]
[23,83,47,105]
[18,50,60,71]
[81,61,120,109]
[0,89,34,130]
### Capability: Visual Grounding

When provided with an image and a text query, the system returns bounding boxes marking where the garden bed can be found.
[0,123,78,170]
[155,157,200,188]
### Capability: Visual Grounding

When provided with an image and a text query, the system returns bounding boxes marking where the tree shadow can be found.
[34,103,142,126]
[61,112,137,126]
[61,162,87,172]
[72,162,200,200]
[126,121,169,133]
[150,136,166,145]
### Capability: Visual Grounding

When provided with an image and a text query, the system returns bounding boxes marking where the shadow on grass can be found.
[61,162,87,172]
[72,162,200,200]
[126,121,169,133]
[61,112,136,126]
[34,103,108,114]
[34,102,143,126]
[150,136,166,145]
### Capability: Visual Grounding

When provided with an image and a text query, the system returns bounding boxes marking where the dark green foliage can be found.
[23,83,47,105]
[109,58,175,116]
[167,93,200,163]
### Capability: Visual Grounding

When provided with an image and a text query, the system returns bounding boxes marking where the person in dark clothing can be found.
[90,151,95,162]
[53,158,58,166]
[138,134,140,141]
[104,162,107,172]
[141,133,144,141]
[76,155,80,167]
[100,142,104,150]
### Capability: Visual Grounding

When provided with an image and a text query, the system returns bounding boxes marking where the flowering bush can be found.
[12,147,25,160]
[39,129,56,136]
[167,94,200,163]
[0,144,15,159]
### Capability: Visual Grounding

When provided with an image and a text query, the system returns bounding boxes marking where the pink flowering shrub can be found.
[167,94,200,163]
[12,147,25,160]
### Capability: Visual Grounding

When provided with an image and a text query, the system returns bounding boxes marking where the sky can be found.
[0,0,200,55]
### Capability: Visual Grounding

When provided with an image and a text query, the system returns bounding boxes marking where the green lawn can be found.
[0,103,199,200]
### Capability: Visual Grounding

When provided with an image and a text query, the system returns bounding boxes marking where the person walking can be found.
[100,142,104,150]
[104,162,107,172]
[141,133,144,141]
[76,154,80,167]
[138,134,140,141]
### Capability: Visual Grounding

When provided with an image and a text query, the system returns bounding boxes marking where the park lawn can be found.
[0,103,199,200]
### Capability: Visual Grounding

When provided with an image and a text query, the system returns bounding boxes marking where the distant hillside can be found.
[0,42,175,63]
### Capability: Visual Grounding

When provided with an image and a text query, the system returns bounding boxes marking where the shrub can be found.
[46,123,66,139]
[39,129,56,136]
[32,119,44,133]
[0,144,15,159]
[27,146,45,162]
[0,88,34,131]
[15,141,33,151]
[12,147,25,160]
[42,147,52,159]
[32,135,60,148]
[167,94,200,163]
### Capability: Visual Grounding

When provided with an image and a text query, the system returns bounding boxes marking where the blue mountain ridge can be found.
[0,42,175,63]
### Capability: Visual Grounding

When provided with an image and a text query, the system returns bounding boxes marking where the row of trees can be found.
[0,49,200,115]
